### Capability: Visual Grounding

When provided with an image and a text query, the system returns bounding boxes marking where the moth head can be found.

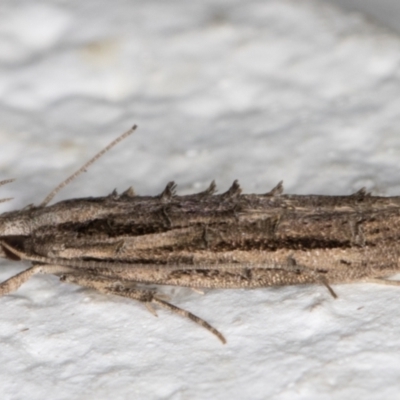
[0,179,31,236]
[0,213,31,236]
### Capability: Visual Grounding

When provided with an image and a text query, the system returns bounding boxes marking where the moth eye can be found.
[0,178,15,204]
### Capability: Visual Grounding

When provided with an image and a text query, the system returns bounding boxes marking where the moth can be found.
[1,125,400,344]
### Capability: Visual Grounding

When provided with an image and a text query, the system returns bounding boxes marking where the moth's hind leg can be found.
[60,272,226,344]
[151,296,226,344]
[0,264,73,296]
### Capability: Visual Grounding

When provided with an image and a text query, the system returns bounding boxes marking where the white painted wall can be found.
[1,1,400,398]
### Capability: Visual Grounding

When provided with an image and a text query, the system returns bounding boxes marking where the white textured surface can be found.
[1,0,400,399]
[325,0,400,33]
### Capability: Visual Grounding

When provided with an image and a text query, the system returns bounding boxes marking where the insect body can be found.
[1,126,400,343]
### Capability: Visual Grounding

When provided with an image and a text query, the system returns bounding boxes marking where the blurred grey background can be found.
[326,0,400,33]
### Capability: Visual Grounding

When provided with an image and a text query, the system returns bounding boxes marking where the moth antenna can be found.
[0,178,15,187]
[0,197,13,204]
[0,179,15,204]
[40,125,137,207]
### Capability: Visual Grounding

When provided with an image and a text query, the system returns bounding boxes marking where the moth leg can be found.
[318,276,337,299]
[363,278,400,286]
[145,303,158,317]
[151,297,226,344]
[285,256,337,298]
[190,288,205,295]
[60,273,226,344]
[0,264,73,296]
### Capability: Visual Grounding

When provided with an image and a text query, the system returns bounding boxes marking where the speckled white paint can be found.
[1,0,400,399]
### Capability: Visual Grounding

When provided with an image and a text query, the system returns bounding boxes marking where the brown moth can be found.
[0,125,399,344]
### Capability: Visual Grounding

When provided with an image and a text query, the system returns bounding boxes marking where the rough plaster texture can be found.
[1,1,400,399]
